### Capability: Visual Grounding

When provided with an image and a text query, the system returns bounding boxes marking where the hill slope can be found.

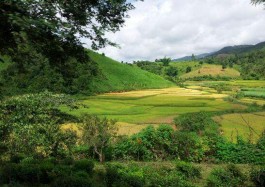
[180,64,240,79]
[88,51,174,93]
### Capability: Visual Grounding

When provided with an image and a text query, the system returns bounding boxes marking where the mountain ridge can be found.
[174,41,265,61]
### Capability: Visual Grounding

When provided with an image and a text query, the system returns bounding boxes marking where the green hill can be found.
[88,51,174,93]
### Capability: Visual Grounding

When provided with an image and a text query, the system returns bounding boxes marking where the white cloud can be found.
[89,0,265,62]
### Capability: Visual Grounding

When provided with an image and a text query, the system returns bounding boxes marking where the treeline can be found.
[203,48,265,80]
[133,60,179,82]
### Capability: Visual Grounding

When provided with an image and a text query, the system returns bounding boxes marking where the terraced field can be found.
[63,87,246,135]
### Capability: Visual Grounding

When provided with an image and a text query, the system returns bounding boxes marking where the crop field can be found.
[185,80,265,87]
[213,112,265,142]
[181,64,240,78]
[241,87,265,99]
[63,87,247,135]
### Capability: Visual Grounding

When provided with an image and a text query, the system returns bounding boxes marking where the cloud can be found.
[87,0,265,62]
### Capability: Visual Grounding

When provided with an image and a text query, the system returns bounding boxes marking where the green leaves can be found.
[0,92,78,158]
[0,0,136,95]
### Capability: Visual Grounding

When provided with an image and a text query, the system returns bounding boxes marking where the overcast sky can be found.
[86,0,265,62]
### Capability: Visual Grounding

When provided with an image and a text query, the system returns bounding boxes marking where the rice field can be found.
[241,87,265,99]
[62,87,246,135]
[213,112,265,142]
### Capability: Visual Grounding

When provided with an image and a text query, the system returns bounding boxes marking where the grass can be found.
[181,64,240,79]
[213,112,265,142]
[62,87,246,135]
[87,51,174,93]
[170,61,201,76]
[185,80,265,88]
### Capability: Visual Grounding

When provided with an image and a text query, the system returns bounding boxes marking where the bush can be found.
[206,164,246,187]
[73,159,94,174]
[0,163,20,184]
[51,175,92,187]
[250,167,265,187]
[18,164,41,183]
[175,161,201,179]
[105,163,145,187]
[10,154,26,164]
[144,165,195,187]
[172,131,204,162]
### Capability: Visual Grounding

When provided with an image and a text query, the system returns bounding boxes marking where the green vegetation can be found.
[181,64,240,79]
[61,87,245,132]
[213,112,265,142]
[1,1,265,187]
[88,51,174,93]
[241,88,265,99]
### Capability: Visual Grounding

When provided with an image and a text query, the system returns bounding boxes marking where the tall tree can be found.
[81,115,117,163]
[0,0,138,94]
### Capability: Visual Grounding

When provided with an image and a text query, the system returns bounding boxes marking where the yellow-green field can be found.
[181,64,241,79]
[186,80,265,88]
[63,87,247,135]
[213,112,265,142]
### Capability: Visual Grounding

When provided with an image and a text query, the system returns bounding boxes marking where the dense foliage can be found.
[0,0,137,95]
[0,92,78,159]
[206,164,247,187]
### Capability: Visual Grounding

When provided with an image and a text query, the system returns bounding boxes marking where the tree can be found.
[191,54,196,61]
[165,66,178,77]
[81,115,117,163]
[252,0,265,4]
[222,63,227,70]
[186,66,192,73]
[0,92,78,158]
[0,1,138,94]
[159,57,171,66]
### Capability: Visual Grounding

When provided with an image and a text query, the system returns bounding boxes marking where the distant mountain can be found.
[210,41,265,56]
[173,53,212,61]
[174,41,265,61]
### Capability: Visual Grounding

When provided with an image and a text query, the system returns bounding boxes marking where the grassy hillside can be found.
[181,64,240,79]
[170,61,201,76]
[88,51,174,93]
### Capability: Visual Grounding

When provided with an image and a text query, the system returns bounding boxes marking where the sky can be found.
[85,0,265,62]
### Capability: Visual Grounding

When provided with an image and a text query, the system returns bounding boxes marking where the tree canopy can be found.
[252,0,265,4]
[0,0,138,95]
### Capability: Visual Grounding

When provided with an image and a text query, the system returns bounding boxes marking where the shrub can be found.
[175,161,201,179]
[144,166,195,187]
[105,163,145,187]
[0,163,20,184]
[20,157,37,164]
[206,164,246,187]
[172,131,204,162]
[61,156,74,165]
[174,112,213,133]
[51,175,92,187]
[18,164,41,183]
[250,167,265,187]
[73,159,94,174]
[10,154,26,164]
[113,125,176,161]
